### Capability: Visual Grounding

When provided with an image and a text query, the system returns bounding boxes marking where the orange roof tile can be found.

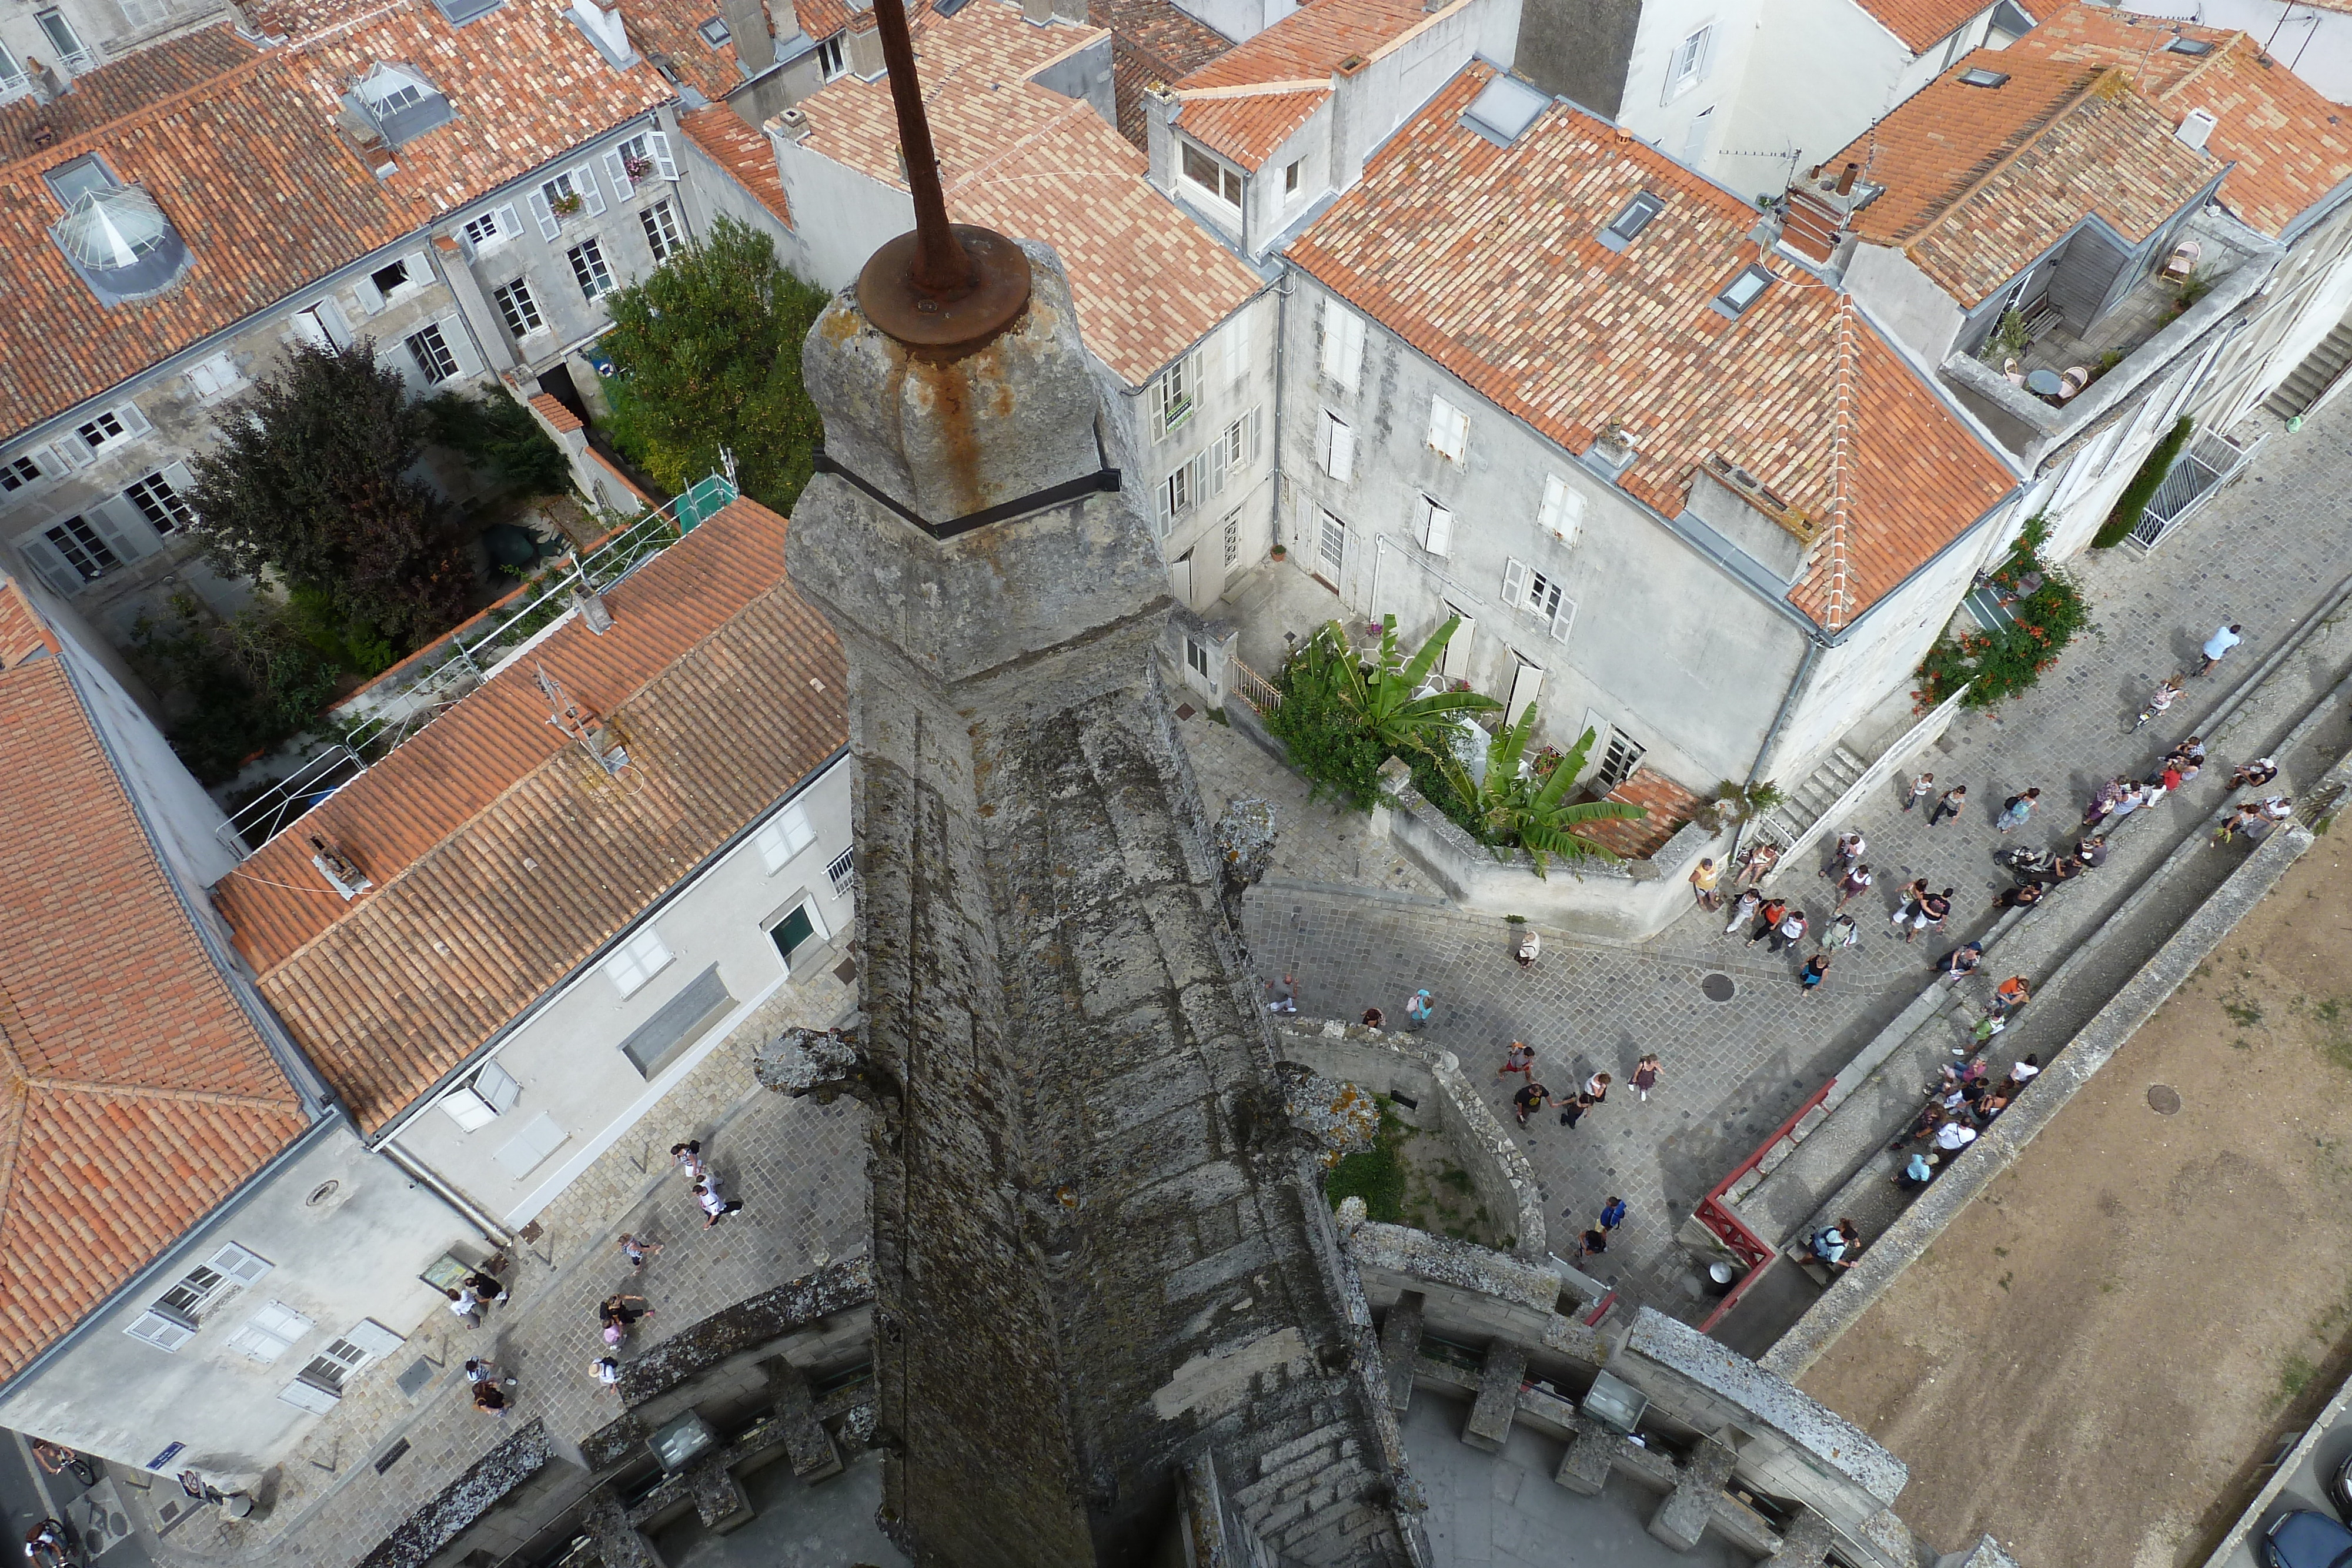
[529,392,586,434]
[1,0,675,443]
[1094,0,1231,146]
[1828,54,2216,306]
[1290,66,2014,627]
[211,499,849,1134]
[0,611,307,1381]
[793,0,853,46]
[1177,0,1433,89]
[678,102,793,225]
[1181,88,1327,165]
[784,0,1262,383]
[1856,0,1987,55]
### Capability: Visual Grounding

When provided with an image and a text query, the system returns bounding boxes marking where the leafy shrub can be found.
[1913,519,2092,711]
[1265,617,1495,810]
[1325,1100,1407,1222]
[2093,416,2192,549]
[420,390,570,496]
[131,594,345,783]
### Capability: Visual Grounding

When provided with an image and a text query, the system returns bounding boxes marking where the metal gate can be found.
[2131,430,2266,550]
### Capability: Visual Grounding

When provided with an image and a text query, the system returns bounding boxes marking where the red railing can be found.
[1692,1077,1835,1333]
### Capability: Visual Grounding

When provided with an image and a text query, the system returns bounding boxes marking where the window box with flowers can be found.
[550,191,585,217]
[622,153,655,180]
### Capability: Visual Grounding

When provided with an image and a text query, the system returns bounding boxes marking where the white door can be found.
[1170,550,1194,610]
[1506,655,1544,724]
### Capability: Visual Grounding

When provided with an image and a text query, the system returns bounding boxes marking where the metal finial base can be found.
[856,224,1033,351]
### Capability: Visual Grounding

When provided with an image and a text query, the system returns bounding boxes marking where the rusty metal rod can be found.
[868,0,972,297]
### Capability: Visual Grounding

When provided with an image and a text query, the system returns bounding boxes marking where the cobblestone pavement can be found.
[1188,392,2352,1328]
[152,998,871,1568]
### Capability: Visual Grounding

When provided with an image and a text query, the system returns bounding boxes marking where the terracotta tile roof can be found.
[0,581,63,667]
[1855,0,1987,55]
[1181,88,1327,165]
[613,0,743,103]
[784,0,1262,383]
[1177,0,1435,89]
[677,102,793,224]
[793,0,853,45]
[1289,66,2014,627]
[0,0,675,443]
[1091,0,1231,146]
[529,392,586,434]
[1572,768,1703,859]
[1828,53,2215,306]
[211,500,850,1133]
[0,611,308,1382]
[2026,4,2352,238]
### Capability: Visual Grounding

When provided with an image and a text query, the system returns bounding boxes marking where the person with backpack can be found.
[1810,1219,1860,1271]
[1996,788,2041,833]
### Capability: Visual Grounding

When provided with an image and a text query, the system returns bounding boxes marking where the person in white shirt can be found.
[445,1285,482,1328]
[1934,1120,1978,1155]
[696,1178,744,1228]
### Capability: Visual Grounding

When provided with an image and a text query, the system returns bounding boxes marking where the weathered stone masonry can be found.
[768,245,1414,1567]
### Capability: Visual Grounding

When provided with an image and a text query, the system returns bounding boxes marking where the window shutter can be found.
[126,1311,196,1352]
[439,315,482,378]
[528,189,560,240]
[439,1086,497,1132]
[402,249,430,287]
[1442,613,1475,679]
[1322,301,1365,391]
[1502,557,1529,610]
[49,437,93,470]
[603,148,636,199]
[209,1243,273,1286]
[112,400,151,438]
[649,130,678,180]
[276,1379,340,1414]
[1507,659,1545,720]
[1148,377,1167,440]
[1324,414,1354,482]
[1422,499,1452,557]
[87,502,146,561]
[353,272,386,314]
[1538,473,1582,543]
[162,460,196,497]
[1245,405,1264,462]
[496,203,521,240]
[21,537,82,597]
[1206,437,1230,499]
[343,1319,406,1358]
[316,298,353,347]
[1551,594,1577,643]
[476,1059,522,1114]
[575,164,607,216]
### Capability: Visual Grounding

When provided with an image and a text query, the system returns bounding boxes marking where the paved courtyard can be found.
[1181,394,2352,1328]
[149,1001,871,1568]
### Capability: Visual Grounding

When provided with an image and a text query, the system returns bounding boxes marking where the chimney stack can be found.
[846,18,884,79]
[1835,161,1858,195]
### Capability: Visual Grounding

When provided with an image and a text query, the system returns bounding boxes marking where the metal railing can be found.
[215,745,369,858]
[338,474,736,761]
[2131,429,2265,550]
[1692,1077,1835,1334]
[1229,655,1284,716]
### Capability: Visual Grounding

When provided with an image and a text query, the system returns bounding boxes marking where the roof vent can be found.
[51,185,190,303]
[1335,53,1367,76]
[1959,66,2010,87]
[1461,74,1551,147]
[308,835,375,901]
[2176,106,2219,150]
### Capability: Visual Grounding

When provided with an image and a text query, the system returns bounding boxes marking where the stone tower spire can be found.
[759,5,1419,1562]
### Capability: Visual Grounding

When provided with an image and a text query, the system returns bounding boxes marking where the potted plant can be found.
[622,153,654,179]
[1271,542,1287,561]
[550,190,584,216]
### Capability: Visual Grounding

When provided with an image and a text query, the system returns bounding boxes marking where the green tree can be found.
[131,593,344,784]
[597,215,828,510]
[1444,716,1645,874]
[1318,614,1500,753]
[185,341,470,644]
[420,390,570,496]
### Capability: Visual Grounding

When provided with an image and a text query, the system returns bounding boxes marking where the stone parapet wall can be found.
[1272,1017,1546,1259]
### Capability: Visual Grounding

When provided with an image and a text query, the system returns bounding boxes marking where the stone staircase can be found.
[1758,743,1869,850]
[2265,312,2352,420]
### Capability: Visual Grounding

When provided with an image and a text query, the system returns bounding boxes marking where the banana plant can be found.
[1445,715,1647,877]
[1315,614,1501,757]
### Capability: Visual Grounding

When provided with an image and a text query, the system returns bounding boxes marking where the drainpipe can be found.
[1271,264,1291,554]
[1722,633,1824,871]
[377,1137,519,1248]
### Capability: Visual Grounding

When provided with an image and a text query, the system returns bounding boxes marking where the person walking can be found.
[670,1141,706,1182]
[1499,1042,1536,1079]
[473,1381,511,1418]
[1725,888,1761,937]
[1768,905,1809,954]
[1824,914,1860,952]
[1512,1082,1553,1127]
[1598,1195,1628,1233]
[1834,862,1873,912]
[1937,940,1984,982]
[1912,888,1953,944]
[1582,1072,1612,1106]
[590,1356,623,1392]
[2194,622,2244,676]
[696,1176,744,1228]
[617,1233,663,1270]
[1894,1150,1935,1191]
[1689,857,1722,911]
[1892,877,1928,933]
[1746,897,1788,947]
[465,1267,509,1308]
[445,1284,483,1329]
[599,1294,654,1346]
[1361,1006,1385,1029]
[464,1357,517,1392]
[1632,1054,1662,1102]
[1905,773,1935,812]
[1799,952,1833,994]
[1928,784,1967,827]
[1996,788,2040,833]
[1402,989,1434,1032]
[1823,830,1867,878]
[1573,1228,1609,1264]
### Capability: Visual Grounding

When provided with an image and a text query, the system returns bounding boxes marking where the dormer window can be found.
[1712,264,1773,319]
[46,159,189,305]
[356,65,453,147]
[1598,192,1663,252]
[817,35,847,77]
[1182,143,1243,210]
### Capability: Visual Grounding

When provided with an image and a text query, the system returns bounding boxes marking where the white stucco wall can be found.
[1613,0,1767,174]
[0,1121,472,1476]
[385,757,856,1228]
[1140,293,1281,613]
[2119,0,2352,103]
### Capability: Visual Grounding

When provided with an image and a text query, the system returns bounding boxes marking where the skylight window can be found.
[1598,192,1663,252]
[1461,75,1551,146]
[45,155,114,207]
[1712,264,1774,319]
[356,65,453,147]
[1959,66,2010,87]
[427,0,503,24]
[696,14,729,44]
[2168,36,2214,54]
